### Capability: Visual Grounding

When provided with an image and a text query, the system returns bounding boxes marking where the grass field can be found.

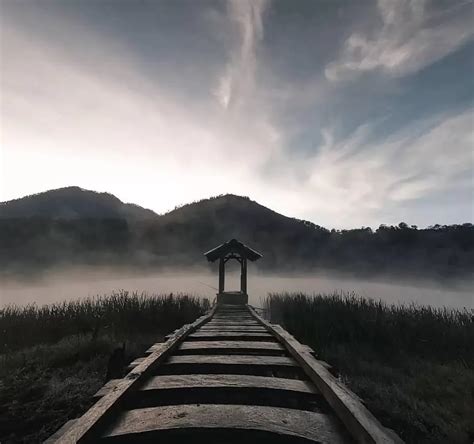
[265,292,474,444]
[0,292,208,443]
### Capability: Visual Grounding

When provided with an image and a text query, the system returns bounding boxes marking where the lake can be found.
[1,268,472,309]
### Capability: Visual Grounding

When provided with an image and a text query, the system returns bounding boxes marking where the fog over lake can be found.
[1,267,472,309]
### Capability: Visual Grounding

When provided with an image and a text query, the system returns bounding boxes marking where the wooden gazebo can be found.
[204,239,262,304]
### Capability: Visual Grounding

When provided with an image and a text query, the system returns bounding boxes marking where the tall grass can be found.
[0,291,209,353]
[0,291,210,442]
[265,292,473,364]
[264,292,474,443]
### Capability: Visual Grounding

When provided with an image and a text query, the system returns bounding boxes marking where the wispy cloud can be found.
[289,109,474,226]
[325,0,474,82]
[215,0,269,110]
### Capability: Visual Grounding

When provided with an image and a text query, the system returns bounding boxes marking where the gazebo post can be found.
[218,257,225,294]
[240,257,247,295]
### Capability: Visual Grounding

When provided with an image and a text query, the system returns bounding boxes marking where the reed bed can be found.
[265,292,473,364]
[0,291,209,353]
[264,292,474,443]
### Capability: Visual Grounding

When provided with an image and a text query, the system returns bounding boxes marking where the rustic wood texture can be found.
[202,320,263,324]
[139,374,316,394]
[44,419,78,443]
[178,340,284,351]
[204,322,262,326]
[101,404,347,443]
[93,380,122,400]
[199,327,267,333]
[188,331,273,340]
[163,355,297,367]
[144,343,162,355]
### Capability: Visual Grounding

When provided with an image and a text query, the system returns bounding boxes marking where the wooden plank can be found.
[200,325,265,329]
[210,319,256,323]
[203,321,262,327]
[54,306,217,443]
[204,324,262,329]
[44,419,78,443]
[101,404,348,443]
[188,331,273,340]
[247,306,400,444]
[144,343,162,355]
[92,375,318,401]
[179,341,284,352]
[211,319,256,322]
[128,357,144,367]
[93,379,122,400]
[213,312,254,315]
[125,358,145,372]
[208,317,259,320]
[140,374,316,394]
[164,355,297,367]
[199,327,267,333]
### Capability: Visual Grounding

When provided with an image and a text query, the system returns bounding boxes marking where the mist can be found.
[1,267,472,309]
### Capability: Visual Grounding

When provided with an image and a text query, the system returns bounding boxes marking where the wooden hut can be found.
[204,239,262,304]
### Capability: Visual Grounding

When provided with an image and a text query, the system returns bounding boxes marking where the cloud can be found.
[215,0,269,110]
[325,0,474,81]
[288,109,474,226]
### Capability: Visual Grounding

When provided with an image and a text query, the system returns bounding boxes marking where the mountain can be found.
[0,187,157,220]
[148,194,328,266]
[0,188,473,279]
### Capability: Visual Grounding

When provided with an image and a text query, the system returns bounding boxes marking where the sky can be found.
[1,0,473,229]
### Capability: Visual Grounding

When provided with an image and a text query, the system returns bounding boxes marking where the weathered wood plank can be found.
[140,374,316,394]
[53,306,217,443]
[125,357,146,372]
[199,327,267,333]
[247,306,400,444]
[205,322,261,326]
[94,375,318,401]
[179,340,284,351]
[211,319,256,323]
[93,379,122,400]
[164,355,296,367]
[144,343,163,355]
[188,331,273,340]
[101,404,348,443]
[203,325,262,330]
[44,419,78,443]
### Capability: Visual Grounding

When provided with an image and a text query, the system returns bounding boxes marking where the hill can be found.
[0,188,473,279]
[0,187,157,220]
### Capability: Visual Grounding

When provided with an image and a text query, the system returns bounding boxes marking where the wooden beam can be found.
[218,258,225,293]
[188,331,274,341]
[139,374,316,394]
[101,404,346,443]
[198,327,268,333]
[240,257,247,294]
[163,354,296,367]
[178,340,284,352]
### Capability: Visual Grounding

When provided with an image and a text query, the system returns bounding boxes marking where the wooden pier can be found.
[47,303,402,443]
[46,240,401,443]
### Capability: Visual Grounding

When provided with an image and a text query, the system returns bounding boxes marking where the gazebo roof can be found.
[204,239,263,262]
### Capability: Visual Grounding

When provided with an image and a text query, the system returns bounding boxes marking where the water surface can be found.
[1,268,472,309]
